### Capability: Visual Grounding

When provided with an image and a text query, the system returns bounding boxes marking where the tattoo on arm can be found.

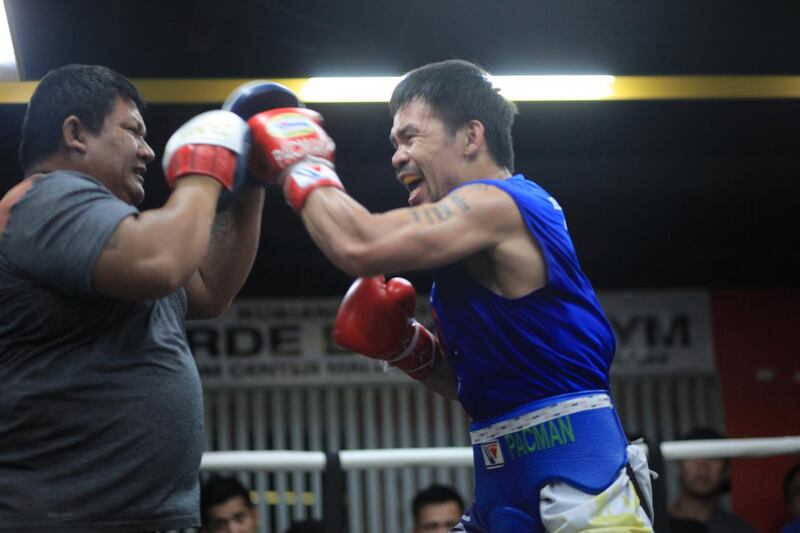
[409,204,452,225]
[448,191,471,213]
[430,203,454,222]
[410,200,460,225]
[409,192,476,225]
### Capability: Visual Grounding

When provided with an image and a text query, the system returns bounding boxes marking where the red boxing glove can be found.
[247,108,343,212]
[247,107,335,183]
[333,276,438,380]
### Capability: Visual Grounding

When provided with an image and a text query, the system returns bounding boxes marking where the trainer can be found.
[0,64,268,531]
[241,59,655,532]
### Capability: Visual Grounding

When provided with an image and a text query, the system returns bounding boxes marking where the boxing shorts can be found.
[455,390,653,532]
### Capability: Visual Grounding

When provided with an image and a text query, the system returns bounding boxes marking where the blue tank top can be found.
[430,174,615,421]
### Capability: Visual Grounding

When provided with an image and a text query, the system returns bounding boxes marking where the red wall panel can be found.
[711,289,800,532]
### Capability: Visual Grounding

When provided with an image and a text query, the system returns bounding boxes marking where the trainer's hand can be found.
[162,110,249,191]
[247,108,343,212]
[333,276,438,380]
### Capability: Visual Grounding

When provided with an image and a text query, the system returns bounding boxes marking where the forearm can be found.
[192,184,265,315]
[142,178,220,275]
[420,345,459,400]
[93,176,221,300]
[300,188,377,275]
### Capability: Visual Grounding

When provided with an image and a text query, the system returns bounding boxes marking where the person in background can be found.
[667,427,756,533]
[411,484,465,533]
[201,475,260,533]
[782,462,800,533]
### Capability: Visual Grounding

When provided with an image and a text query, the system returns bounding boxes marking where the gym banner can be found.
[187,298,412,387]
[187,289,715,386]
[599,289,715,375]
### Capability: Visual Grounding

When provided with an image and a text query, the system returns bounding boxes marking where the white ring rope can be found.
[201,450,327,471]
[661,436,800,460]
[200,436,800,471]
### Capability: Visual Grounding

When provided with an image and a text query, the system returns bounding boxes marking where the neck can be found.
[669,493,718,521]
[464,163,511,182]
[488,167,513,179]
[27,150,84,178]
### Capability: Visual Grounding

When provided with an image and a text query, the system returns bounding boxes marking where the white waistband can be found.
[470,393,612,445]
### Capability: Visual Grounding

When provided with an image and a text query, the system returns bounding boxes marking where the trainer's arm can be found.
[184,184,265,319]
[93,176,222,300]
[300,182,517,276]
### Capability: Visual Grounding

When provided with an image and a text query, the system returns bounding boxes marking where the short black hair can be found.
[389,59,518,172]
[200,475,253,526]
[411,484,464,525]
[783,462,800,503]
[678,426,731,493]
[678,426,728,461]
[19,64,145,171]
[679,426,726,442]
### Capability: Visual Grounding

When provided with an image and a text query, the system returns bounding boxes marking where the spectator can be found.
[782,462,800,533]
[411,484,465,533]
[668,427,756,533]
[201,475,260,533]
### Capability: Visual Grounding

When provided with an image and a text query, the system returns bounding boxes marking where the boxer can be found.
[244,60,655,532]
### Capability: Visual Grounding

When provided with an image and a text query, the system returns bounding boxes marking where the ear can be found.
[463,119,485,158]
[62,115,89,155]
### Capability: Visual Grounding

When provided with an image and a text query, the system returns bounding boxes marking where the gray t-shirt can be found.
[0,171,204,532]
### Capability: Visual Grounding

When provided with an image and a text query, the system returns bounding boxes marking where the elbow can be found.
[133,254,195,300]
[188,298,232,320]
[332,242,382,278]
[197,293,234,319]
[139,272,187,301]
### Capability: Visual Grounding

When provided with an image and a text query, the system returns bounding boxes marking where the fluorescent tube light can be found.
[299,77,403,103]
[296,75,615,103]
[490,75,616,101]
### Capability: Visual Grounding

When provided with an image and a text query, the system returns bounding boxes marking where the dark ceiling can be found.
[2,0,799,296]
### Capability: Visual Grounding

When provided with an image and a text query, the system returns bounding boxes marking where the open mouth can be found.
[401,174,423,192]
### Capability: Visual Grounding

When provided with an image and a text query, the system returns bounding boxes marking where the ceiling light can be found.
[295,75,616,103]
[490,75,616,101]
[299,77,403,103]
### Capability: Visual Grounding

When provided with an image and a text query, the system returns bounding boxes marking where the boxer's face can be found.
[80,97,154,205]
[678,457,728,498]
[390,98,466,206]
[205,495,259,533]
[414,500,462,533]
